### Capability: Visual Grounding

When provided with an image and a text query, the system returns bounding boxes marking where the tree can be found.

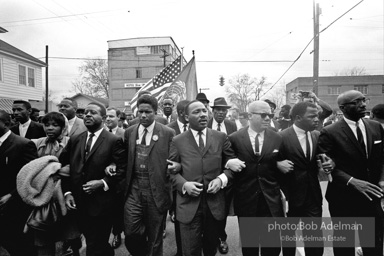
[72,59,109,98]
[261,81,286,110]
[333,66,368,76]
[225,74,268,112]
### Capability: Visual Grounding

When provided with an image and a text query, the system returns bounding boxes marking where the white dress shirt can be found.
[292,124,313,159]
[19,119,31,138]
[212,119,227,134]
[137,121,155,146]
[67,116,77,134]
[177,119,188,133]
[248,127,265,154]
[0,130,11,147]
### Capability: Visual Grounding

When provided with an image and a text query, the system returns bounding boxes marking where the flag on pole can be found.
[130,56,182,113]
[159,56,198,104]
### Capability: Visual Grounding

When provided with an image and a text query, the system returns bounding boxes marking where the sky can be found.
[0,0,383,103]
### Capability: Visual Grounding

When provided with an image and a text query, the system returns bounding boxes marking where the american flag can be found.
[130,56,182,113]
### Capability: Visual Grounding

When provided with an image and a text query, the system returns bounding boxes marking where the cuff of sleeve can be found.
[218,173,228,189]
[64,192,72,197]
[102,179,109,191]
[182,183,187,195]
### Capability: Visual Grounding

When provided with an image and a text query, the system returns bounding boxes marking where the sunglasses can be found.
[250,112,274,119]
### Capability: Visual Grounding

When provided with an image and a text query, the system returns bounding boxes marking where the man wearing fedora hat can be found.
[207,97,237,254]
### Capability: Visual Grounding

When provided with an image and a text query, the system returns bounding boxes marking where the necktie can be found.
[183,124,187,132]
[85,133,95,156]
[217,123,221,131]
[356,122,366,155]
[305,132,311,161]
[141,128,148,145]
[255,134,260,156]
[198,131,205,152]
[109,129,112,133]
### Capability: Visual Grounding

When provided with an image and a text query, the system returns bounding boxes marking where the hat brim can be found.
[211,105,231,109]
[197,99,209,103]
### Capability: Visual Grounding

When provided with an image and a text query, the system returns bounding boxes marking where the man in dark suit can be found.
[264,99,281,131]
[169,100,243,256]
[167,99,190,256]
[0,110,38,256]
[161,98,177,124]
[277,101,328,256]
[60,102,127,256]
[104,107,126,249]
[229,101,284,256]
[207,97,237,253]
[11,100,45,139]
[58,98,88,137]
[124,95,175,256]
[318,90,384,256]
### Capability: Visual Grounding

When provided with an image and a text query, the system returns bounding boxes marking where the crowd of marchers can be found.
[1,89,384,256]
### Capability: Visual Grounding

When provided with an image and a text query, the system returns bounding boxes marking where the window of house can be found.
[19,65,26,85]
[136,68,142,79]
[354,85,368,94]
[328,86,340,95]
[28,67,35,87]
[151,46,159,54]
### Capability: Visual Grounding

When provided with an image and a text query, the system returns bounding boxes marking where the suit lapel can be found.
[79,132,87,162]
[130,125,139,159]
[85,130,105,161]
[341,119,366,157]
[0,133,14,157]
[287,127,306,159]
[187,129,201,154]
[241,128,254,157]
[202,129,212,156]
[147,123,159,155]
[362,119,372,158]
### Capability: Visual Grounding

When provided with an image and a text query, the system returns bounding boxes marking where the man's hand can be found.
[65,194,77,210]
[184,182,203,197]
[105,163,117,176]
[207,178,222,194]
[167,160,181,174]
[349,178,384,201]
[277,160,294,174]
[0,194,12,206]
[82,180,104,195]
[226,158,246,172]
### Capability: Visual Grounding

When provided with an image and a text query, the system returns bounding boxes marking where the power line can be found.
[259,0,365,98]
[0,9,125,24]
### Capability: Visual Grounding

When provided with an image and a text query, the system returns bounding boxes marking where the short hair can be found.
[41,112,66,129]
[13,100,31,109]
[137,95,158,112]
[291,102,317,120]
[87,102,106,116]
[62,98,78,109]
[0,110,11,127]
[372,104,384,119]
[176,100,190,115]
[239,112,248,118]
[138,90,152,98]
[184,100,201,115]
[119,112,127,120]
[31,107,40,113]
[107,107,121,117]
[281,105,291,111]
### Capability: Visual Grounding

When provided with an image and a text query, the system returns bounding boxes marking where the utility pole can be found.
[313,1,321,95]
[160,49,170,67]
[45,45,48,113]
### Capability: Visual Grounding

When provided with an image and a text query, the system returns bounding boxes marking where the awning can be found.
[0,98,15,114]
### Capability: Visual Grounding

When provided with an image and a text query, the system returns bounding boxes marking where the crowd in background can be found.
[1,89,384,256]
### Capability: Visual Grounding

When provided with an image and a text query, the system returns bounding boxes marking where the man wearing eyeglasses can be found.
[318,90,384,256]
[228,101,284,256]
[277,101,332,256]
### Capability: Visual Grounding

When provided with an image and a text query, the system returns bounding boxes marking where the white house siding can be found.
[0,53,43,101]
